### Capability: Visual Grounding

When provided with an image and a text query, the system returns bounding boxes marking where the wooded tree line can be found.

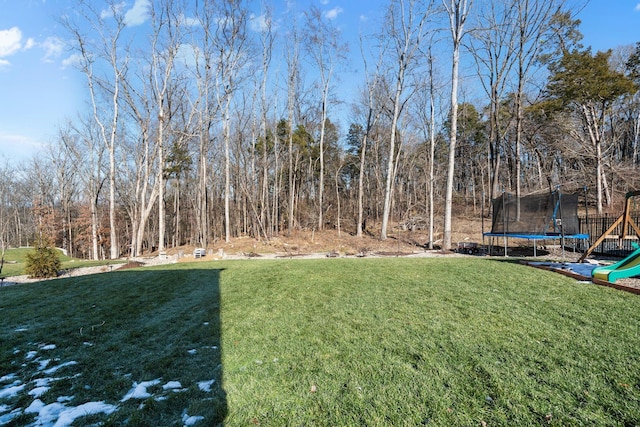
[1,0,639,259]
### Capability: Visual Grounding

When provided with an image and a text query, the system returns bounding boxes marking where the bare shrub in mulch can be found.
[117,261,145,270]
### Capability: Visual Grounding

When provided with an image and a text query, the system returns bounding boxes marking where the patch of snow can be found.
[0,373,16,383]
[0,408,21,424]
[41,344,56,351]
[0,404,9,413]
[183,413,204,426]
[29,386,50,398]
[26,398,117,427]
[57,396,74,403]
[28,401,66,425]
[14,327,28,332]
[121,379,161,401]
[0,382,25,399]
[163,381,182,390]
[197,380,215,392]
[25,351,38,360]
[38,359,52,370]
[187,349,197,355]
[25,398,46,413]
[43,361,78,375]
[34,378,53,388]
[52,401,118,427]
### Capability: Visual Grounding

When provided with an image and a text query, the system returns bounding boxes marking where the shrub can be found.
[25,239,61,278]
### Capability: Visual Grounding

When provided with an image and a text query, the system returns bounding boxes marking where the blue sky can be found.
[0,0,639,164]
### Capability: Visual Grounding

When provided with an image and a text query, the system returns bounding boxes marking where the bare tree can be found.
[442,0,472,251]
[355,33,387,237]
[513,0,568,212]
[148,0,185,253]
[212,0,250,243]
[68,117,107,260]
[285,15,300,235]
[63,0,130,259]
[255,3,275,240]
[468,0,517,201]
[413,45,444,249]
[302,6,347,231]
[380,0,432,240]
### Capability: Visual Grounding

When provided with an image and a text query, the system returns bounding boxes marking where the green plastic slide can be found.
[592,242,640,283]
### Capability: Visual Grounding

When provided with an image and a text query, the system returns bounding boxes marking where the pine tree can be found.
[25,236,61,279]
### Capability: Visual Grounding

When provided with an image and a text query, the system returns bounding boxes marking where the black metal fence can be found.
[578,214,640,257]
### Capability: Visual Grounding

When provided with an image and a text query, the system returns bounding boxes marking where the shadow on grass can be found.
[0,267,227,426]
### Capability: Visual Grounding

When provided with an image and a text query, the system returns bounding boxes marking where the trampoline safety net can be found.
[490,192,580,236]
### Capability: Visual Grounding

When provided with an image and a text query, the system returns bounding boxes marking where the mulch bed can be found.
[117,261,145,270]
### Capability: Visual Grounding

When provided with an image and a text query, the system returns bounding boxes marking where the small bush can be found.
[25,240,61,278]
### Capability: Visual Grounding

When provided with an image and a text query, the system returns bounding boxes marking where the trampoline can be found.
[483,190,589,256]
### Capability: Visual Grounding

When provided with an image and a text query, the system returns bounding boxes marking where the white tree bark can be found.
[443,0,472,251]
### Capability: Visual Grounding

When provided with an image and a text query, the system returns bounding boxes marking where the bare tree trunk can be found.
[63,2,127,259]
[302,6,345,231]
[223,102,232,242]
[428,49,437,249]
[443,0,472,251]
[286,25,299,235]
[380,0,429,240]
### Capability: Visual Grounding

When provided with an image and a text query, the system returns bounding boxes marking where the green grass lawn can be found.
[1,257,639,426]
[0,247,123,278]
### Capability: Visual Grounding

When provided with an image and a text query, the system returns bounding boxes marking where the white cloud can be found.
[0,27,23,58]
[62,53,83,69]
[100,2,125,20]
[175,43,198,68]
[0,58,10,68]
[635,3,640,11]
[124,0,150,26]
[0,135,45,161]
[320,0,330,4]
[179,14,200,27]
[324,7,343,20]
[250,13,274,32]
[24,38,36,50]
[41,36,64,62]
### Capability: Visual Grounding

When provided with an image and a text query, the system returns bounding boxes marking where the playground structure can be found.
[578,190,640,262]
[483,190,589,257]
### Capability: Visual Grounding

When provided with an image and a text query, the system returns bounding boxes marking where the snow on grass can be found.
[1,346,211,425]
[53,401,117,427]
[28,386,50,398]
[38,358,52,370]
[163,381,183,391]
[0,374,16,383]
[0,408,21,424]
[121,379,161,401]
[28,378,53,398]
[24,398,118,427]
[43,361,78,375]
[183,413,205,426]
[0,382,25,399]
[197,379,215,392]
